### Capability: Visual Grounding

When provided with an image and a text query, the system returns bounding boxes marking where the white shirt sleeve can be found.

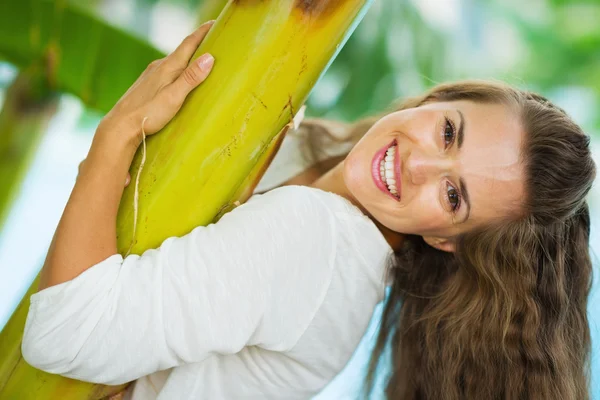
[21,186,338,386]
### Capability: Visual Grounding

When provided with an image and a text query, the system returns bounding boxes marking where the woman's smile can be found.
[371,138,402,201]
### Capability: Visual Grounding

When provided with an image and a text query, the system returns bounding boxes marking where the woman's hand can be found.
[94,20,216,150]
[38,22,217,290]
[78,21,216,187]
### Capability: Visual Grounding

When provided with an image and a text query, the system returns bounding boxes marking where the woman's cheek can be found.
[422,211,446,233]
[411,194,447,235]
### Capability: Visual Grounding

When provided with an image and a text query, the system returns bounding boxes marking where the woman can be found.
[21,22,595,399]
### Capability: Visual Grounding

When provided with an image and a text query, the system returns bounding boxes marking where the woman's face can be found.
[343,100,525,251]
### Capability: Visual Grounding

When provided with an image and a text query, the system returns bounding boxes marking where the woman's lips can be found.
[371,139,400,201]
[393,144,402,200]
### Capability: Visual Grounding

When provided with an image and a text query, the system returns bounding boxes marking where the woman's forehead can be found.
[446,100,526,226]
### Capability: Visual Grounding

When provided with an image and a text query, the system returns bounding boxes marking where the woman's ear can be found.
[423,236,456,253]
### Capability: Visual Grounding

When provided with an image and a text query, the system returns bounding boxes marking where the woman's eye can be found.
[444,118,456,148]
[447,183,461,212]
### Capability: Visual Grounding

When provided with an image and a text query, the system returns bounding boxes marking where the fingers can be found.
[166,53,215,101]
[146,58,164,71]
[168,20,215,66]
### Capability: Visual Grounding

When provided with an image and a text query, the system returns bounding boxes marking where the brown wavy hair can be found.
[300,80,595,399]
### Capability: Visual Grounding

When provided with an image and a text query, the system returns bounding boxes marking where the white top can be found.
[21,123,394,399]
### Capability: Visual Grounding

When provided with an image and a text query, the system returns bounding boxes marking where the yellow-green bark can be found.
[0,0,373,398]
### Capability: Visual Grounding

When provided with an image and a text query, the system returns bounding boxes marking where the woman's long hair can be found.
[299,81,596,399]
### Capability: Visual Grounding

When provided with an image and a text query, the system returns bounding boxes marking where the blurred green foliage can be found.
[488,1,600,132]
[306,0,600,132]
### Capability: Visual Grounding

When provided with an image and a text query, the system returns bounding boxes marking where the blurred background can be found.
[1,0,599,398]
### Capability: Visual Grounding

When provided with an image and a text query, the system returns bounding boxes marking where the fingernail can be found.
[197,53,214,71]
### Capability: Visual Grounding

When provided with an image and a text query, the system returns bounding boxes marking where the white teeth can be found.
[379,144,398,197]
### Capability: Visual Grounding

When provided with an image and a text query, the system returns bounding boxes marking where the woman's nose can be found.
[405,151,450,185]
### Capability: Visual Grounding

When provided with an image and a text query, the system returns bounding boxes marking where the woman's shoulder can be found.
[248,185,392,252]
[248,185,393,297]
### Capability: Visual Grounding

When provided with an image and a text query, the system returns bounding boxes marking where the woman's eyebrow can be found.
[457,109,465,148]
[456,109,470,223]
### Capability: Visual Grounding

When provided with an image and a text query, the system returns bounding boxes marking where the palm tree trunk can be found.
[0,1,373,398]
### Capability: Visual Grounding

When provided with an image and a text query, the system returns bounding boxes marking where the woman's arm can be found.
[38,21,216,291]
[38,132,137,290]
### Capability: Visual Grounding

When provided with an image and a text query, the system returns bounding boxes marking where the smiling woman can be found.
[20,79,595,400]
[307,80,595,399]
